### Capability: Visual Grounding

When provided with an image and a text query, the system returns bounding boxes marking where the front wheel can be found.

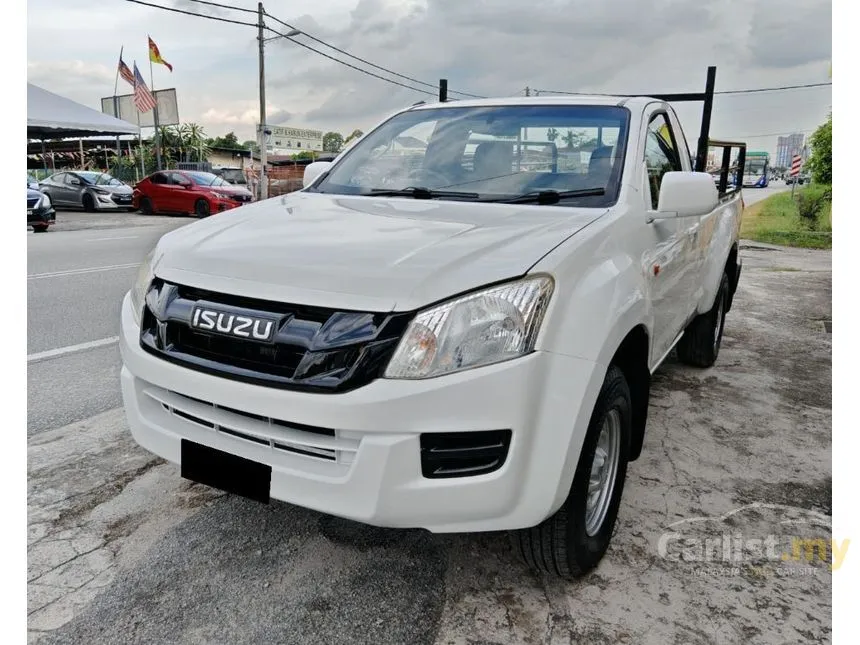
[676,272,729,368]
[82,193,96,212]
[32,224,49,233]
[510,365,631,578]
[195,199,211,218]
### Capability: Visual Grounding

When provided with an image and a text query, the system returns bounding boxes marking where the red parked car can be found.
[133,170,254,217]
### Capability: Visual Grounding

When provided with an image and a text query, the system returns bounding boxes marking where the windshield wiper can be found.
[367,186,480,200]
[492,187,606,205]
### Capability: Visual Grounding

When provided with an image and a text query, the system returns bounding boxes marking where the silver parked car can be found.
[39,171,135,212]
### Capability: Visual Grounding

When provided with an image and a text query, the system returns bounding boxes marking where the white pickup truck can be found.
[120,93,744,578]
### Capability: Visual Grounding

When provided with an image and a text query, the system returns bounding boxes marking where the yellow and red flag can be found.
[148,36,173,72]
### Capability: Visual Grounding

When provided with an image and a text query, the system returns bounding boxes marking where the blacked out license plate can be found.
[180,439,271,503]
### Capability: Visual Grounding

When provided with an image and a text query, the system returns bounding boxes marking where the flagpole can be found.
[149,42,163,172]
[113,47,123,178]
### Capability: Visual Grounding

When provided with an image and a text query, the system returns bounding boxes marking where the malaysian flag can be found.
[132,62,157,113]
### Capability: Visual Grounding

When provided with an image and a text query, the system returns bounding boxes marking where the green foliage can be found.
[291,151,317,161]
[207,131,240,149]
[323,131,344,153]
[806,114,832,184]
[344,129,364,144]
[740,186,832,249]
[546,127,559,142]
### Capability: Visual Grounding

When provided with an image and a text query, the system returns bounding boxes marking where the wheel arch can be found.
[609,324,651,461]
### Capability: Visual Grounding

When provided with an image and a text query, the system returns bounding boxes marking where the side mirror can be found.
[303,161,332,188]
[651,171,719,221]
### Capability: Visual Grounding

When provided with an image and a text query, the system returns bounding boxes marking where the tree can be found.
[546,127,559,143]
[562,130,586,150]
[207,132,241,149]
[806,114,832,185]
[323,131,344,153]
[241,140,259,154]
[292,151,317,161]
[344,129,364,145]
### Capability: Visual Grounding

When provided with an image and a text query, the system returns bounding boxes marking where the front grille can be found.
[140,279,412,393]
[230,194,252,203]
[112,194,132,204]
[144,387,359,465]
[420,430,513,478]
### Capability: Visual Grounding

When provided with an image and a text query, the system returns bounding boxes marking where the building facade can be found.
[776,133,806,169]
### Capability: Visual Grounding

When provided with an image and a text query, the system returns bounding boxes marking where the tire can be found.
[82,193,96,212]
[511,365,632,578]
[195,199,211,218]
[139,197,154,215]
[32,224,49,233]
[676,272,729,368]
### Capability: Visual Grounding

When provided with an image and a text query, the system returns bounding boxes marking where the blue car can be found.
[28,186,55,232]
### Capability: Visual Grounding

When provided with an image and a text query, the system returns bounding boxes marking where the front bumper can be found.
[119,292,605,533]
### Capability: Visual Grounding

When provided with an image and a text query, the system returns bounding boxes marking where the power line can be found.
[534,82,832,98]
[264,25,437,97]
[125,0,483,99]
[263,11,485,99]
[184,0,257,14]
[123,0,257,27]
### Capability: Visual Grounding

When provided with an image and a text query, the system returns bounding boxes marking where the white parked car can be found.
[120,94,744,577]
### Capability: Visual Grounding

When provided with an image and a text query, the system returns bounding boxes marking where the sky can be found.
[26,0,832,157]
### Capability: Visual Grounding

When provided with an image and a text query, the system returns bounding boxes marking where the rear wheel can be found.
[195,199,211,218]
[82,193,95,212]
[139,197,154,215]
[511,365,632,578]
[676,272,729,368]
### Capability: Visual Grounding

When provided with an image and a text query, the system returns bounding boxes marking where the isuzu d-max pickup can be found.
[120,92,744,577]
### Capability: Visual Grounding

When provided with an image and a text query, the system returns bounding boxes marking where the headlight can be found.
[384,276,554,379]
[211,191,231,200]
[130,249,155,326]
[39,193,51,208]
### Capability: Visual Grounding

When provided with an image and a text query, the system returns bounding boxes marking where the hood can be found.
[215,184,252,196]
[94,184,133,195]
[154,192,605,312]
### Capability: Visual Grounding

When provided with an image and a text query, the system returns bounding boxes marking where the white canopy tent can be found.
[27,83,139,139]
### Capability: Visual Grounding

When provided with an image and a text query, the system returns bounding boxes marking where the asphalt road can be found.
[27,212,189,434]
[28,200,831,644]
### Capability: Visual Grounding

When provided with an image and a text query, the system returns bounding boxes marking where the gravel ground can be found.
[28,241,832,645]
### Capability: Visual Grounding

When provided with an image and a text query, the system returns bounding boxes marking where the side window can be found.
[52,173,66,184]
[150,173,168,185]
[169,172,189,186]
[64,174,79,186]
[644,114,682,209]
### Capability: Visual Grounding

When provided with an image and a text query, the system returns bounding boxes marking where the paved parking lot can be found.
[28,212,832,644]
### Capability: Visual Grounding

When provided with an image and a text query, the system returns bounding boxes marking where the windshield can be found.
[311,104,630,206]
[745,159,767,175]
[76,172,123,186]
[187,172,227,186]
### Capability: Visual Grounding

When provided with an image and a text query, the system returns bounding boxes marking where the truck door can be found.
[643,111,699,365]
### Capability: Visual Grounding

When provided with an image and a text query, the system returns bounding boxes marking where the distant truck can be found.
[120,69,746,578]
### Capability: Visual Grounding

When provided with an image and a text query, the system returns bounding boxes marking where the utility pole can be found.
[257,1,268,200]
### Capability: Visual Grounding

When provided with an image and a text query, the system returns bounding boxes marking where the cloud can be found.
[27,0,833,153]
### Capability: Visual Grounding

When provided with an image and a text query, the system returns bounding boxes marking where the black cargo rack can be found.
[436,66,747,193]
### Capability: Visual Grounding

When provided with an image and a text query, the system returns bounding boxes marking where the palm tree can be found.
[181,123,209,162]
